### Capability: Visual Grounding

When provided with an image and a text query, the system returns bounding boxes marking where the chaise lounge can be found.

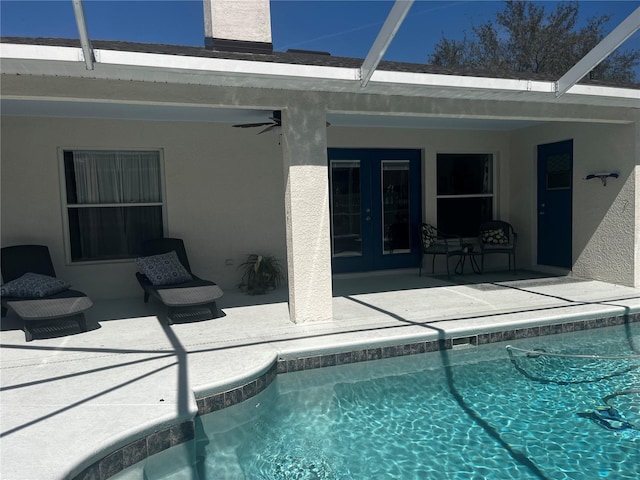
[135,238,224,325]
[1,245,93,341]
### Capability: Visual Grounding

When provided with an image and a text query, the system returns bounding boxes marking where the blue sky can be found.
[1,0,639,68]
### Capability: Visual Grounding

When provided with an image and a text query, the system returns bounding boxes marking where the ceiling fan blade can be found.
[233,122,274,128]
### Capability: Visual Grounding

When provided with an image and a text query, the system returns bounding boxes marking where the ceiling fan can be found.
[232,110,331,135]
[233,110,282,135]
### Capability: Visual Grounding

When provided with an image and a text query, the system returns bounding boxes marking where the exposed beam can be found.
[360,0,414,87]
[72,0,95,70]
[556,6,640,97]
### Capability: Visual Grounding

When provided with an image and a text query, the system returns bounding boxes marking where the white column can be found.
[281,106,333,323]
[634,121,640,287]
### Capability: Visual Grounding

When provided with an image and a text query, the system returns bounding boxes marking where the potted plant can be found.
[238,254,285,295]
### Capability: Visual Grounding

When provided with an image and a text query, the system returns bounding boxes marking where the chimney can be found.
[203,0,273,54]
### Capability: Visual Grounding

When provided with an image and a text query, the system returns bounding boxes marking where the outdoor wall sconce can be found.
[585,172,619,186]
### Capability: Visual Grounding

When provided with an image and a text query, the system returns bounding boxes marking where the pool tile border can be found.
[74,312,638,480]
[74,422,194,480]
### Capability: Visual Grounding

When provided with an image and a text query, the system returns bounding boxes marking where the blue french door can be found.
[329,148,422,273]
[537,139,573,269]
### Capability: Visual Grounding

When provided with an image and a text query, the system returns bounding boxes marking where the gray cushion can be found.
[1,272,71,298]
[136,251,193,286]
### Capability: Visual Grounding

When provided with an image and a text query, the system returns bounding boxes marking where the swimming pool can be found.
[117,323,639,479]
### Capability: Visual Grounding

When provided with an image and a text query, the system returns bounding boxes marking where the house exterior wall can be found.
[510,121,638,286]
[636,122,640,288]
[2,116,516,299]
[2,114,638,302]
[1,116,287,300]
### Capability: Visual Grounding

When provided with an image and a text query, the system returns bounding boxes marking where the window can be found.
[436,153,494,237]
[62,150,164,262]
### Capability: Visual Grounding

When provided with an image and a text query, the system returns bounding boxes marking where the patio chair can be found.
[1,245,92,341]
[135,238,224,325]
[478,220,517,273]
[419,223,463,277]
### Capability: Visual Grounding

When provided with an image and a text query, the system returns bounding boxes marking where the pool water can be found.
[124,324,640,480]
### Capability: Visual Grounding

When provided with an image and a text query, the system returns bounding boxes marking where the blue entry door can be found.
[329,148,422,273]
[537,140,573,269]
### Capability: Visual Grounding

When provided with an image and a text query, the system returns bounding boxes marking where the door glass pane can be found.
[330,161,362,257]
[382,161,410,254]
[546,154,571,190]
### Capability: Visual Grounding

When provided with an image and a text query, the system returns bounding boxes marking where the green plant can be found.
[238,254,285,295]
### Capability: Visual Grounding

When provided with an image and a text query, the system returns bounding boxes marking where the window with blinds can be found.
[62,150,165,262]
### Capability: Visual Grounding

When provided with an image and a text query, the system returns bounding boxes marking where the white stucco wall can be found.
[281,107,333,323]
[510,122,638,286]
[2,114,638,302]
[1,116,287,300]
[1,116,517,298]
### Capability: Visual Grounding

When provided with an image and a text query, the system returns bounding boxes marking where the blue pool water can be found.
[119,324,640,479]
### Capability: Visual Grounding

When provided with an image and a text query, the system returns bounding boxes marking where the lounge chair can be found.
[478,220,517,273]
[1,245,92,341]
[419,223,463,278]
[135,238,224,325]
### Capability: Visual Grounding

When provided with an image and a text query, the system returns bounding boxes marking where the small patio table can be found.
[455,244,482,275]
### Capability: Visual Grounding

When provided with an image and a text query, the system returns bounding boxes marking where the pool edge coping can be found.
[71,311,640,480]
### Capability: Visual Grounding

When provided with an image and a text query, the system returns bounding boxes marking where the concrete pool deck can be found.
[2,270,640,480]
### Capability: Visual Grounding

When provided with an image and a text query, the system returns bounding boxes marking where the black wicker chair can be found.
[1,245,92,341]
[135,238,224,325]
[478,220,517,273]
[419,223,463,278]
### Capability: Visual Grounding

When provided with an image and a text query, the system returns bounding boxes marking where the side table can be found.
[455,244,481,275]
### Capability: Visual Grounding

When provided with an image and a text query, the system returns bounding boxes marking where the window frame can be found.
[58,147,167,265]
[435,152,497,239]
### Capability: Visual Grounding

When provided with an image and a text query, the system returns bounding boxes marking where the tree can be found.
[429,0,640,83]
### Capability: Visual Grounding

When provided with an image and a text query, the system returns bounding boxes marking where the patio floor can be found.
[2,270,640,480]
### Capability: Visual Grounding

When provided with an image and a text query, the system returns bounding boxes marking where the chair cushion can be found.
[482,228,508,244]
[421,224,438,249]
[136,251,193,286]
[1,272,71,298]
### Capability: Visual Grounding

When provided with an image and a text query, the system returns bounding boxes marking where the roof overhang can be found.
[1,42,638,110]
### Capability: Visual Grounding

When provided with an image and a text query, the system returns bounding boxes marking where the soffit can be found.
[0,98,543,131]
[1,40,638,129]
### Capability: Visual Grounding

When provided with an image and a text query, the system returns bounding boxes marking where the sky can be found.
[1,0,639,70]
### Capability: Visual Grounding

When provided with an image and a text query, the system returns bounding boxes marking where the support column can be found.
[634,121,640,287]
[281,106,333,323]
